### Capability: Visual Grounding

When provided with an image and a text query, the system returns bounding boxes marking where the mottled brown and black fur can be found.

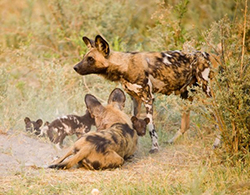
[73,35,220,152]
[40,110,95,149]
[48,88,147,170]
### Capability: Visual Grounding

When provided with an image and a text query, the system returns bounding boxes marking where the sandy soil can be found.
[0,130,67,176]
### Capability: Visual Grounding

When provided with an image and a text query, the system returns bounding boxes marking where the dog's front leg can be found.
[131,96,142,117]
[145,99,159,153]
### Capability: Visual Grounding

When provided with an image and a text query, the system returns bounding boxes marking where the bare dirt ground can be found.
[1,129,247,194]
[0,130,67,176]
[0,128,211,176]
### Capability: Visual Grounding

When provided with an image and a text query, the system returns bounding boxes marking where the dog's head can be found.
[131,116,150,136]
[85,88,131,130]
[24,117,43,135]
[73,35,111,76]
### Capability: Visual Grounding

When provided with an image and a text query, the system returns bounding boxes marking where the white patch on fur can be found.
[125,83,142,94]
[31,123,34,132]
[201,68,210,81]
[165,53,172,58]
[147,114,154,131]
[145,104,154,130]
[39,125,48,136]
[73,117,79,125]
[163,57,172,65]
[54,128,58,133]
[62,123,71,134]
[147,79,154,99]
[206,86,210,95]
[174,50,182,54]
[61,115,68,120]
[202,52,207,58]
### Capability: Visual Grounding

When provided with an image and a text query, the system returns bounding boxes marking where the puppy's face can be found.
[24,117,43,133]
[131,116,150,136]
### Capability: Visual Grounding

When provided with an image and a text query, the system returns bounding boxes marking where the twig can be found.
[240,0,247,78]
[83,77,105,103]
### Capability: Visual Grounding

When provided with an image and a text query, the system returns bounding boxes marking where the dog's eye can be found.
[87,56,94,63]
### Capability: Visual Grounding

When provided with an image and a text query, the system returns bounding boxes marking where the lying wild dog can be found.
[48,88,148,170]
[24,117,43,135]
[40,110,95,149]
[73,35,220,152]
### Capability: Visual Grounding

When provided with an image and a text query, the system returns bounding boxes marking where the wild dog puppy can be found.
[40,110,95,149]
[131,116,150,136]
[24,117,43,135]
[73,35,221,152]
[48,88,147,170]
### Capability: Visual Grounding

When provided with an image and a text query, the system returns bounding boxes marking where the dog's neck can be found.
[103,51,146,83]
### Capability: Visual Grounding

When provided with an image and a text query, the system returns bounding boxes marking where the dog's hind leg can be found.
[49,147,91,169]
[167,110,190,144]
[81,150,124,170]
[49,146,75,167]
[102,150,124,168]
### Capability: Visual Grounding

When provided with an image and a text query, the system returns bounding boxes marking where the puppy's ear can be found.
[82,36,95,49]
[95,35,110,58]
[131,116,138,123]
[108,88,126,110]
[144,118,150,124]
[24,117,31,124]
[85,94,105,117]
[36,119,43,127]
[44,121,50,126]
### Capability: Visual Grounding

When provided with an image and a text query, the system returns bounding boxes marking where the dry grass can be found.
[0,0,249,194]
[0,132,249,195]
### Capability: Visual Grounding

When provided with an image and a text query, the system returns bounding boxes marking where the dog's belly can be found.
[149,74,190,95]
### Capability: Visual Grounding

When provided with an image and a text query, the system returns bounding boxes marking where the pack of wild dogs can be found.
[25,35,220,170]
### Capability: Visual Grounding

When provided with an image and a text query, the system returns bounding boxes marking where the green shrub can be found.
[194,14,250,164]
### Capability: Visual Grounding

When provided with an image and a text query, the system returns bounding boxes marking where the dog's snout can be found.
[73,65,78,72]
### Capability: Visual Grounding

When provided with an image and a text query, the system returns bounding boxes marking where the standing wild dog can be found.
[48,88,148,170]
[24,117,43,135]
[40,110,95,149]
[73,35,220,152]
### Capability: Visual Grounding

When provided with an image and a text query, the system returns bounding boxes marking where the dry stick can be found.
[82,77,105,103]
[240,0,247,77]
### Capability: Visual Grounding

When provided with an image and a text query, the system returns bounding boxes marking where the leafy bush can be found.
[194,13,250,164]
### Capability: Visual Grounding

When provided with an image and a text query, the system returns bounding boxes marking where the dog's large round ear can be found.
[82,36,95,49]
[85,94,105,117]
[95,35,110,58]
[24,117,31,124]
[131,116,138,123]
[36,119,43,127]
[44,121,50,126]
[144,117,150,124]
[108,88,126,110]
